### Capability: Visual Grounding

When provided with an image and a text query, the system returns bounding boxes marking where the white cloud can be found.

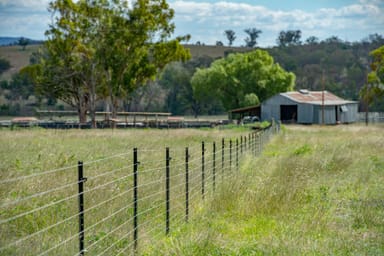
[0,0,50,12]
[0,0,382,45]
[169,0,384,46]
[0,0,51,38]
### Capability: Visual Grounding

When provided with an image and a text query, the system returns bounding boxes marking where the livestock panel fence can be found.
[357,112,384,123]
[0,124,279,255]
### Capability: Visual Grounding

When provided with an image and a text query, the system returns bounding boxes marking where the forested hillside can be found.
[268,37,384,106]
[0,34,383,116]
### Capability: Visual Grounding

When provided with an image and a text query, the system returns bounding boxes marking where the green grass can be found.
[1,125,383,255]
[144,125,384,255]
[0,127,254,255]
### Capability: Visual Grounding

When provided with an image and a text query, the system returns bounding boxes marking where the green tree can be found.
[35,0,190,126]
[224,30,236,46]
[18,37,29,51]
[305,36,319,45]
[36,0,100,124]
[241,93,259,107]
[360,45,384,124]
[0,58,11,75]
[244,28,262,47]
[158,55,222,117]
[277,30,302,47]
[191,49,295,110]
[94,0,190,121]
[6,71,34,100]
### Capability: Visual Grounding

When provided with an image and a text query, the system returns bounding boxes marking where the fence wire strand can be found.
[1,127,277,255]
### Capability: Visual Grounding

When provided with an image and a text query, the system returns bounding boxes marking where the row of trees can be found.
[221,29,382,48]
[267,34,384,111]
[360,45,384,117]
[25,0,190,127]
[223,28,262,47]
[1,3,383,119]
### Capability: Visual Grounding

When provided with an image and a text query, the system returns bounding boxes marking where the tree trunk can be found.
[77,94,88,125]
[89,64,97,128]
[89,100,96,128]
[78,106,87,124]
[111,97,118,129]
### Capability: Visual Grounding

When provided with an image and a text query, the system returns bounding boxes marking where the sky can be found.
[0,0,383,47]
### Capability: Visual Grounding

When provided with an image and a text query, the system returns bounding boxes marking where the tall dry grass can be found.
[146,124,384,255]
[0,127,254,255]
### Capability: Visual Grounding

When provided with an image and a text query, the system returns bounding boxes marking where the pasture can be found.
[0,124,383,255]
[147,124,384,255]
[0,126,262,255]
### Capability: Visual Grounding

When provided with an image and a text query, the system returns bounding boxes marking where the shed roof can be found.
[281,90,356,106]
[229,105,260,114]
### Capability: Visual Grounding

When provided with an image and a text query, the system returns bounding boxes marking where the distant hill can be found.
[0,44,42,80]
[0,37,44,46]
[184,44,253,58]
[0,39,383,111]
[0,43,250,80]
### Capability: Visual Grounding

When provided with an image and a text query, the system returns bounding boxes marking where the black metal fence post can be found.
[201,142,205,200]
[133,148,139,251]
[229,140,232,171]
[222,138,225,177]
[185,147,189,222]
[77,161,86,256]
[244,136,247,152]
[248,134,251,152]
[240,136,243,155]
[236,139,239,171]
[166,147,170,235]
[213,142,216,192]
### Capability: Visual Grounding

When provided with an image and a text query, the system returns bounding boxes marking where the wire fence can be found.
[0,123,279,255]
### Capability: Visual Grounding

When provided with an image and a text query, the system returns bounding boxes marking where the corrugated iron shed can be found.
[261,90,359,124]
[282,90,356,106]
[228,105,261,121]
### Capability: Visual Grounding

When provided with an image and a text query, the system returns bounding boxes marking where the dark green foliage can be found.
[224,30,236,46]
[6,72,34,100]
[159,55,224,116]
[267,35,384,110]
[34,0,190,125]
[18,37,29,50]
[192,49,295,110]
[0,58,11,75]
[277,30,302,47]
[244,28,262,47]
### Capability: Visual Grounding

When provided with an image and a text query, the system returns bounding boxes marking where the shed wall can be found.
[261,93,358,124]
[261,94,297,121]
[297,104,313,123]
[314,105,337,124]
[339,103,358,123]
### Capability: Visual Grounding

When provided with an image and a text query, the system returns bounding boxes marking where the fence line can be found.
[0,123,279,255]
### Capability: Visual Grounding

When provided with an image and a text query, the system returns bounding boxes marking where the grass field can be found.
[0,127,256,255]
[145,124,384,255]
[0,124,383,255]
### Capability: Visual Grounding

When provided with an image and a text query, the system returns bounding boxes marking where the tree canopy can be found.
[360,45,384,117]
[277,30,302,47]
[0,58,11,75]
[191,49,295,110]
[35,0,190,126]
[244,28,262,47]
[18,37,29,50]
[224,30,236,46]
